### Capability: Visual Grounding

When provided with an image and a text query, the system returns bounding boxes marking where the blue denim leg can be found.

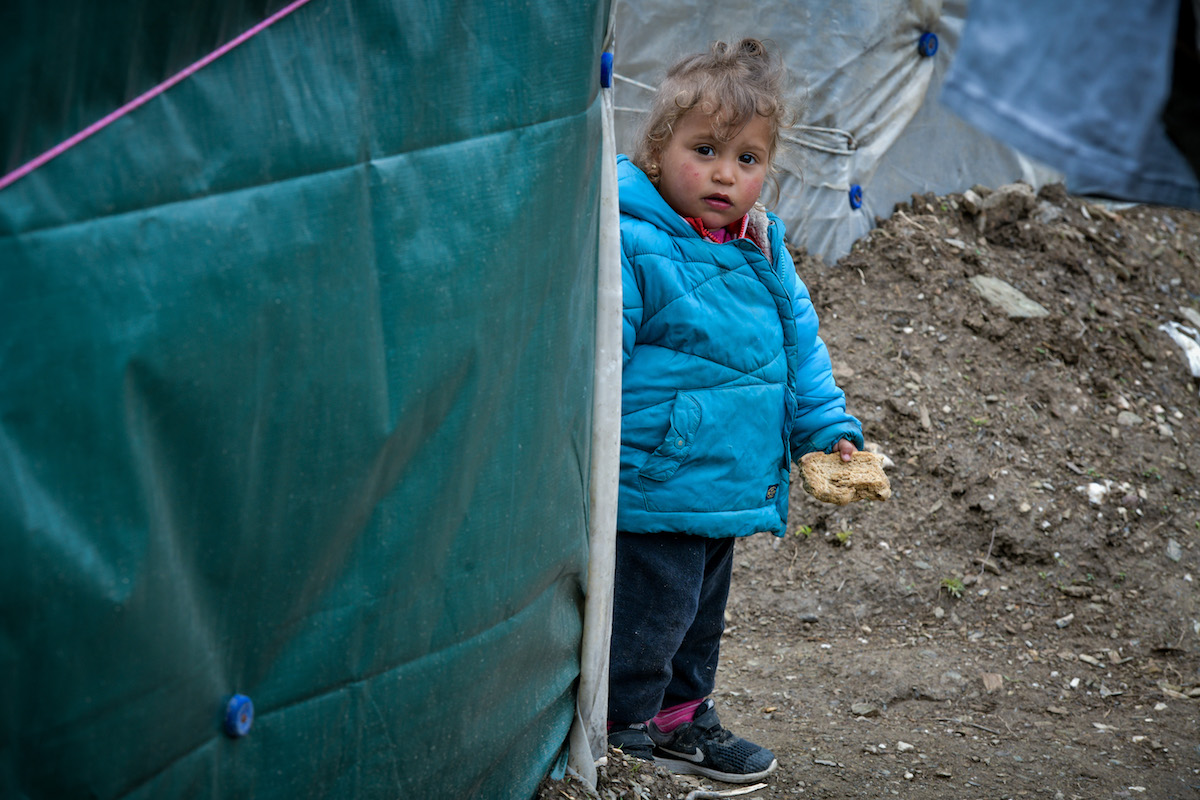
[607,531,735,724]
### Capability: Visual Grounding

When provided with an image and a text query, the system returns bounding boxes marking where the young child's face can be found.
[657,108,771,230]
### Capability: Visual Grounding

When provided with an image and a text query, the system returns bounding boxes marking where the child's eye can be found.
[739,153,758,165]
[695,145,715,156]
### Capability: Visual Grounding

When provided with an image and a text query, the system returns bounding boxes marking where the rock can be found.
[1034,200,1064,224]
[1166,539,1183,562]
[1116,411,1143,427]
[940,670,965,686]
[887,397,916,417]
[1055,613,1075,628]
[851,702,880,717]
[980,182,1037,232]
[896,741,915,753]
[968,275,1050,318]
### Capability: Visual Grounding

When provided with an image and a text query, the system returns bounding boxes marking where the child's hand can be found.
[834,438,859,462]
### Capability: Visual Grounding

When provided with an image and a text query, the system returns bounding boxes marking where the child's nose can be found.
[713,159,735,183]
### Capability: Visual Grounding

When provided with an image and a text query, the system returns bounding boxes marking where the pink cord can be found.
[0,0,316,192]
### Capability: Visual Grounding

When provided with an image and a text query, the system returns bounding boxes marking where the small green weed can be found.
[794,524,813,538]
[940,577,965,599]
[834,529,853,546]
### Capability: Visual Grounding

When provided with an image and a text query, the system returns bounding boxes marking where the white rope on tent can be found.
[614,72,658,92]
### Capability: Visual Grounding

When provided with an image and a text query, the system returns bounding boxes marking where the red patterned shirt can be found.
[683,214,749,244]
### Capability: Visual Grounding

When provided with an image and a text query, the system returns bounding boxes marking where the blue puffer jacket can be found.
[618,155,863,538]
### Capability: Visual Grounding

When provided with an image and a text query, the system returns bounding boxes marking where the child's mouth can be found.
[704,195,731,210]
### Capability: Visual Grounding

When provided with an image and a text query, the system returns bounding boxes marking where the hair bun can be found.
[737,38,765,57]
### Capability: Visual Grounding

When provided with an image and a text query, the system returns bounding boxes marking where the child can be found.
[608,38,864,784]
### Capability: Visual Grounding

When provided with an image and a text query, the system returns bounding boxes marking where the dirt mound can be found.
[540,183,1200,799]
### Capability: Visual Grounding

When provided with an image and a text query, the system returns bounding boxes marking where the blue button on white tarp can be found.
[919,32,938,57]
[848,184,863,210]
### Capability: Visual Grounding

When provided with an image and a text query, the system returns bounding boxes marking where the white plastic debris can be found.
[1159,321,1200,379]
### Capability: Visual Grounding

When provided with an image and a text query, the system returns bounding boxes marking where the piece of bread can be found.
[799,451,891,505]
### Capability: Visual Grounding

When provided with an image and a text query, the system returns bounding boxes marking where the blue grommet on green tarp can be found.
[849,184,863,210]
[224,694,254,738]
[600,51,613,88]
[918,32,938,57]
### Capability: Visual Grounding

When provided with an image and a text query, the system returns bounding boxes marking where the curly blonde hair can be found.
[633,38,794,187]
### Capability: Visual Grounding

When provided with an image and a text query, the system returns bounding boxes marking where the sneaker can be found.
[647,698,778,783]
[607,722,655,761]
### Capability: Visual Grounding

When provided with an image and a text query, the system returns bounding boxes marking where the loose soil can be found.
[539,183,1200,799]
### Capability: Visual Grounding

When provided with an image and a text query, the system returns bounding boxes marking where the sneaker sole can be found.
[653,755,778,784]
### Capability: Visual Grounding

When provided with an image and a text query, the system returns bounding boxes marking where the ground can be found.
[537,182,1200,800]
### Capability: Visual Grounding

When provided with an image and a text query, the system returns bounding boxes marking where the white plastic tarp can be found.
[941,0,1200,210]
[612,0,1058,263]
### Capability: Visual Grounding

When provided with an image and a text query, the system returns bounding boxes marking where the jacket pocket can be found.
[638,384,786,513]
[638,392,702,482]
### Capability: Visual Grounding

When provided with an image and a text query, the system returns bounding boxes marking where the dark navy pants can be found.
[607,531,735,725]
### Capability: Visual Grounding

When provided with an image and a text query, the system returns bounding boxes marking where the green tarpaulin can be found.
[1,2,610,796]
